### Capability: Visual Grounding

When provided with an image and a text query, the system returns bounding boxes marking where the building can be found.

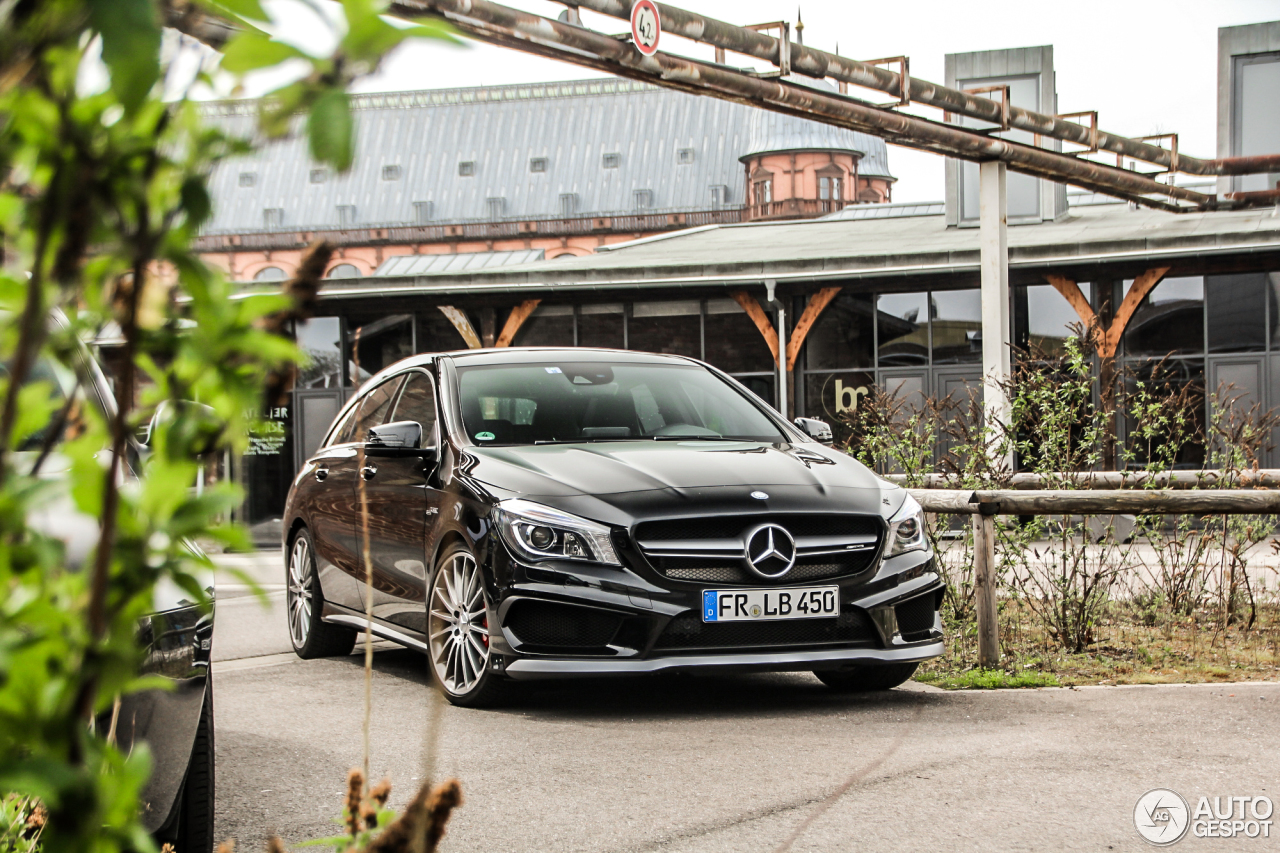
[219,26,1280,543]
[196,77,896,283]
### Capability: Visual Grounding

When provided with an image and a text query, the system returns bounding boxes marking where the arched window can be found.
[253,266,287,282]
[327,263,361,279]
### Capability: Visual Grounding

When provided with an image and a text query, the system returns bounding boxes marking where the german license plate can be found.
[702,587,838,623]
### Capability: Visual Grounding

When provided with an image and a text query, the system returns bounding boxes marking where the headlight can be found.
[885,493,927,557]
[495,499,621,566]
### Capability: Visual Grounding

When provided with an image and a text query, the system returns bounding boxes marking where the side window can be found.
[326,404,359,447]
[333,377,403,445]
[391,372,438,441]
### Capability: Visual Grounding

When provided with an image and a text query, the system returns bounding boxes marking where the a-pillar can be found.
[979,160,1012,470]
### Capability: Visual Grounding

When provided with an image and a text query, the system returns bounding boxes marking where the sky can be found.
[236,0,1280,203]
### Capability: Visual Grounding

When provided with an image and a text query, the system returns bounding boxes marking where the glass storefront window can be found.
[577,303,624,349]
[629,300,701,357]
[417,307,473,358]
[515,304,575,347]
[1017,283,1091,356]
[347,313,414,384]
[1124,276,1204,356]
[704,298,775,373]
[1123,358,1206,469]
[877,292,929,367]
[805,293,874,371]
[1207,273,1267,353]
[804,371,874,425]
[296,317,343,389]
[930,289,982,364]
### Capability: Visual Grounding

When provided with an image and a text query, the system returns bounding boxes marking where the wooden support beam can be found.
[972,513,1000,669]
[729,290,779,361]
[1044,267,1169,358]
[784,286,842,371]
[495,299,541,347]
[438,305,481,349]
[1102,267,1169,357]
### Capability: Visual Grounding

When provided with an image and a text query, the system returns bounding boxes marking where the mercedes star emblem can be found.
[742,523,797,578]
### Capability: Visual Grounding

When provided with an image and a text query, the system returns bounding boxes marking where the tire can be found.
[426,541,513,708]
[814,662,919,692]
[287,528,357,659]
[170,678,215,853]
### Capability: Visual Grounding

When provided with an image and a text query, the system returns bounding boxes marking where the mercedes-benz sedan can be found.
[282,348,943,706]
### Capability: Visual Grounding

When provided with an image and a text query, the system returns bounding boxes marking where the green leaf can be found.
[87,0,161,114]
[220,30,312,75]
[307,89,354,172]
[200,0,269,23]
[180,177,212,228]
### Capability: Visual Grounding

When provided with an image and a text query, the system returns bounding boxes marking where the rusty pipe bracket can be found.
[746,21,789,77]
[1058,110,1099,154]
[963,85,1010,132]
[864,55,910,108]
[1136,133,1180,175]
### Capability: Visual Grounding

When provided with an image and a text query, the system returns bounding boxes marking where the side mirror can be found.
[793,417,833,446]
[366,420,435,459]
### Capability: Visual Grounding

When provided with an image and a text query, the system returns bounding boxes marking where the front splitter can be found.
[503,640,944,679]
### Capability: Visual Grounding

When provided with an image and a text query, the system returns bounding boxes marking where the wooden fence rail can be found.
[908,487,1280,668]
[888,469,1280,490]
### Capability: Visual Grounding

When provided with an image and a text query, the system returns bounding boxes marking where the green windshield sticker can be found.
[475,431,495,441]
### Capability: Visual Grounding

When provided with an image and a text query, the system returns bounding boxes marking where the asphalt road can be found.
[211,552,1280,852]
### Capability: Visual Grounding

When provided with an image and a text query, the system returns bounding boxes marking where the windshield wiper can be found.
[650,434,748,441]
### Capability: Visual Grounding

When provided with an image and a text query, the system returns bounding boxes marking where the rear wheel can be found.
[814,662,919,692]
[427,543,512,708]
[162,678,214,853]
[287,528,357,658]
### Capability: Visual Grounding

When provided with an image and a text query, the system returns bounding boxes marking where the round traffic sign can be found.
[631,0,660,56]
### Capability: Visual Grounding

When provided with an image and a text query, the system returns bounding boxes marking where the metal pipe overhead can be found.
[393,0,1241,212]
[546,0,1280,180]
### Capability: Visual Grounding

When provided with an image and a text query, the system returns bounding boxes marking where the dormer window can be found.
[677,148,695,164]
[602,152,621,169]
[817,163,845,201]
[530,157,548,173]
[382,164,402,181]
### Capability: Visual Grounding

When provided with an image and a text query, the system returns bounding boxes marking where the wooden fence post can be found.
[972,511,1000,669]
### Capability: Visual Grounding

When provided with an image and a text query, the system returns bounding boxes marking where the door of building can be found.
[1209,355,1267,466]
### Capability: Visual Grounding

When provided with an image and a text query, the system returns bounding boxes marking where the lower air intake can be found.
[505,600,622,649]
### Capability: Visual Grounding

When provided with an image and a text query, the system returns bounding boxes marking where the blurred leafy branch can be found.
[0,1,456,851]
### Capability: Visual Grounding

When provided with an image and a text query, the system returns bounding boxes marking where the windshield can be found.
[455,361,785,446]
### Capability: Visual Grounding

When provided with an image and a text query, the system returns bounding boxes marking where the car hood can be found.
[460,440,902,525]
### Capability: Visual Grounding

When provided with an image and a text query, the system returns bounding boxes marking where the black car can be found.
[17,327,215,851]
[283,348,943,707]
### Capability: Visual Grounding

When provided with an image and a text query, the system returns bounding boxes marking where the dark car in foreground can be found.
[283,348,943,706]
[17,327,215,852]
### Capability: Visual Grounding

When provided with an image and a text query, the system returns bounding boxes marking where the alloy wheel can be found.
[287,535,313,647]
[428,551,491,695]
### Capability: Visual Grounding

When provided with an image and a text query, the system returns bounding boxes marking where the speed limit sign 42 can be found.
[631,0,660,56]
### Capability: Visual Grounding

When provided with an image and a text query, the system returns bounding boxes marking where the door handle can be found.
[315,466,329,481]
[361,465,378,480]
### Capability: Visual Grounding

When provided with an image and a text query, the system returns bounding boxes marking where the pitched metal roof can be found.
[200,78,894,234]
[372,249,544,276]
[283,203,1280,299]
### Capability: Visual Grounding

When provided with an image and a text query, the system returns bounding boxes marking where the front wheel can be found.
[287,528,357,659]
[427,543,512,708]
[814,662,919,692]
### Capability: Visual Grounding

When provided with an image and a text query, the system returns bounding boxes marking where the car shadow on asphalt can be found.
[340,647,944,721]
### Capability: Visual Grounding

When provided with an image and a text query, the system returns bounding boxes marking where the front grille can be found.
[635,514,884,585]
[652,556,873,584]
[505,600,622,649]
[654,606,877,651]
[896,593,939,641]
[636,514,880,541]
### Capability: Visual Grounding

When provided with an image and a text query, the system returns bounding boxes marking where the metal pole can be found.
[972,512,1000,668]
[979,160,1011,471]
[776,307,787,418]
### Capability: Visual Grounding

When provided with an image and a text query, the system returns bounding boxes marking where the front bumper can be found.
[504,639,944,679]
[487,538,945,680]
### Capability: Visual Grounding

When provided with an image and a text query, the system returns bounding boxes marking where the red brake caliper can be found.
[481,614,489,647]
